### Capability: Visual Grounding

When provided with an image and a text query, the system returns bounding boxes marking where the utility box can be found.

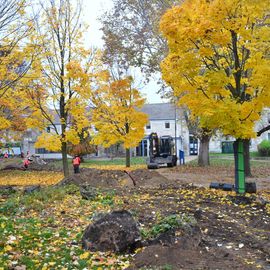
[221,141,234,153]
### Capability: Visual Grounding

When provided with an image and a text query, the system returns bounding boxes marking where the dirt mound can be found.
[128,244,255,270]
[59,168,176,190]
[1,164,23,170]
[27,162,62,172]
[58,168,134,188]
[129,169,168,188]
[125,186,266,270]
[1,159,61,172]
[128,222,254,270]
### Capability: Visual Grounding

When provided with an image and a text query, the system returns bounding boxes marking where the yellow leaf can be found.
[4,245,12,251]
[79,252,89,259]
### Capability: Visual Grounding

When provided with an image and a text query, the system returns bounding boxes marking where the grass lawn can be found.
[189,155,270,167]
[46,157,147,170]
[209,152,261,158]
[83,157,146,166]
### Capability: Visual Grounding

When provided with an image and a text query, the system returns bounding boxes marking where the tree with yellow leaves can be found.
[0,0,34,135]
[91,74,148,167]
[24,0,93,176]
[160,0,270,173]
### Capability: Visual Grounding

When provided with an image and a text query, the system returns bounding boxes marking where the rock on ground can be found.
[23,185,41,194]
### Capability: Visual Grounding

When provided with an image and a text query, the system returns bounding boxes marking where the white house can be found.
[20,104,270,159]
[21,113,70,159]
[136,103,191,157]
[209,108,270,153]
[138,104,270,156]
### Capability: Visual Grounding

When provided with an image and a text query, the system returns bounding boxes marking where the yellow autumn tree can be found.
[23,0,93,176]
[91,73,148,167]
[160,0,270,171]
[0,0,34,135]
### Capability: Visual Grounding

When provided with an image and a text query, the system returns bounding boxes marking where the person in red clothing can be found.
[4,152,8,158]
[23,158,30,170]
[72,155,81,174]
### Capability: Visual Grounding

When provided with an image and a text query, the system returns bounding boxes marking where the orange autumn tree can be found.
[91,74,148,167]
[160,0,270,172]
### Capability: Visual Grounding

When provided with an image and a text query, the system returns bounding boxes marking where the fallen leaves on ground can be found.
[0,185,130,269]
[0,169,269,269]
[0,171,63,186]
[81,164,146,171]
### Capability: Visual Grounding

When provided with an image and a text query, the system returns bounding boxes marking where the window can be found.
[36,148,55,154]
[46,127,51,133]
[165,122,170,129]
[36,148,47,154]
[146,123,151,129]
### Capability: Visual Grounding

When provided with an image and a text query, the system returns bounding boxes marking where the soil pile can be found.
[123,187,269,270]
[129,169,168,188]
[59,168,178,190]
[0,158,61,172]
[1,164,22,170]
[27,162,62,172]
[58,168,134,188]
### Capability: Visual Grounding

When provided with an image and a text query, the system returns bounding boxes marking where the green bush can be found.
[140,214,197,239]
[257,140,270,156]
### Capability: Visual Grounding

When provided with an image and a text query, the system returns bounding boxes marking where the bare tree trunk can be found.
[243,139,251,177]
[198,134,210,166]
[126,148,130,167]
[61,141,69,177]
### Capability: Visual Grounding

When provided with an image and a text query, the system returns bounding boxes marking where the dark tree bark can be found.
[198,134,210,166]
[125,148,131,168]
[61,141,69,177]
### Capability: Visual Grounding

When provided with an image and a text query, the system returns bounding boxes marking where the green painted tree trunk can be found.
[233,139,245,194]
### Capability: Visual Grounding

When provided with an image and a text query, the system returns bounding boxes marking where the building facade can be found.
[19,104,270,159]
[135,103,190,157]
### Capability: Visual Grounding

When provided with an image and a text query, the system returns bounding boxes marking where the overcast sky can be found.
[82,0,113,48]
[81,0,165,104]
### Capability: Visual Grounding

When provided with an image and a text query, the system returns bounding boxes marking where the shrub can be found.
[257,140,270,156]
[140,214,197,239]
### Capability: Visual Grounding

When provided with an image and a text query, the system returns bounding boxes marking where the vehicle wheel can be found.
[167,163,173,167]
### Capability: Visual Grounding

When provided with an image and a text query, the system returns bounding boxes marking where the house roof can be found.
[141,103,179,120]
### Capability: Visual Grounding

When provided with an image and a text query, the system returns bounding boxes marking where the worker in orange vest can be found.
[23,158,30,170]
[72,155,81,174]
